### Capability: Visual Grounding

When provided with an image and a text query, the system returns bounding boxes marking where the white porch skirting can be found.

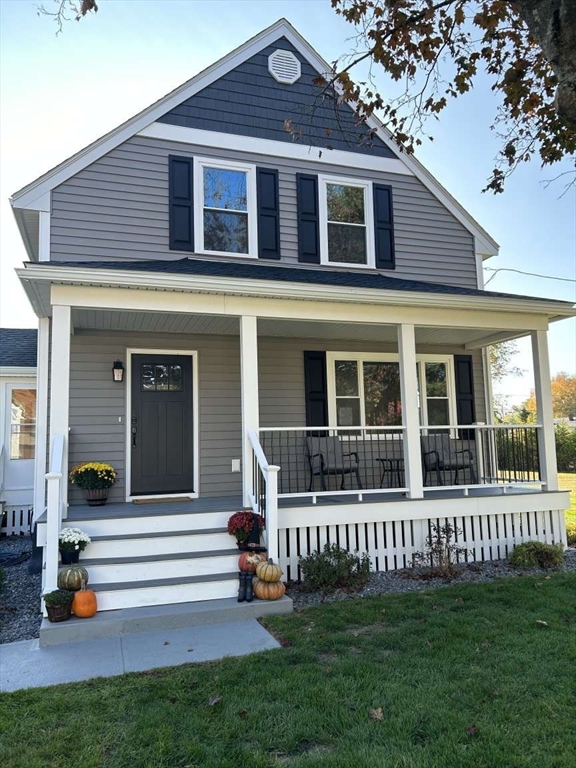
[277,491,569,581]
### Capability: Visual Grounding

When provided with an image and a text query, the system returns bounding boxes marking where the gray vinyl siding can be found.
[51,135,478,289]
[68,330,242,504]
[65,330,485,504]
[158,36,395,159]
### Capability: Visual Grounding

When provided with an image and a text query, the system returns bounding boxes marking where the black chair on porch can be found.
[306,436,363,492]
[421,433,477,486]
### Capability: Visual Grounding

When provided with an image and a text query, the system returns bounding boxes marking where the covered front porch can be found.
[22,270,572,598]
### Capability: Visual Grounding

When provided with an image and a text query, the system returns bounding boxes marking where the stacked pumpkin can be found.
[57,565,98,618]
[253,559,286,600]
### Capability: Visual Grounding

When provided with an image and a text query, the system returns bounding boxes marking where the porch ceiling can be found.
[71,308,514,347]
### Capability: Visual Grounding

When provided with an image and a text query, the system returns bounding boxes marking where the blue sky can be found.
[1,0,574,405]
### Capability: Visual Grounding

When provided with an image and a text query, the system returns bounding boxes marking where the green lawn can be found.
[559,472,576,522]
[2,575,576,768]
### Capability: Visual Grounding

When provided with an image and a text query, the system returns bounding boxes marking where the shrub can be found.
[555,424,576,473]
[298,544,371,592]
[412,521,469,578]
[566,522,576,547]
[509,541,564,569]
[43,589,75,607]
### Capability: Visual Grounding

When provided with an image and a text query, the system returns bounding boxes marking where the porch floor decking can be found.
[60,485,548,521]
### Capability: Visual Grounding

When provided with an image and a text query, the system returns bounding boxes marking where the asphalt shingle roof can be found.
[0,328,38,368]
[49,257,566,305]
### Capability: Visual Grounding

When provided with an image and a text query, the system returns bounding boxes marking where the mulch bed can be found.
[287,548,576,610]
[0,535,42,645]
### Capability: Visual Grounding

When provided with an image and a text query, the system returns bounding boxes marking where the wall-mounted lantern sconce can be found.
[112,360,125,383]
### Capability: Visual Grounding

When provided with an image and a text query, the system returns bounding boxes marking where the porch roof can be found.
[47,257,572,306]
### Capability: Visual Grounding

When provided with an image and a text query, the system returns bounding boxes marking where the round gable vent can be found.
[268,49,301,85]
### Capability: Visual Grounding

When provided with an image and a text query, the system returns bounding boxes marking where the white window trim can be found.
[318,174,375,269]
[326,352,457,428]
[193,156,258,259]
[6,382,37,462]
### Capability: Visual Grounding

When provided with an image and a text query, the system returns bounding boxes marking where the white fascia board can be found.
[16,263,576,319]
[9,18,498,259]
[139,122,412,176]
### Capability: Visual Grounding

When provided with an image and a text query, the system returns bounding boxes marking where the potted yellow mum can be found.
[69,462,117,506]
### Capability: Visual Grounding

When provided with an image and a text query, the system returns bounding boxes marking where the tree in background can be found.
[39,1,576,193]
[523,371,576,418]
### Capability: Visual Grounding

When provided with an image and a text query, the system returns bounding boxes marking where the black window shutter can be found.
[296,174,320,263]
[256,167,280,259]
[454,354,476,438]
[304,351,328,427]
[169,155,194,251]
[373,184,395,270]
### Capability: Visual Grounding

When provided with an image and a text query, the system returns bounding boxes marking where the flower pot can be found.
[85,487,109,506]
[46,603,72,623]
[60,549,80,564]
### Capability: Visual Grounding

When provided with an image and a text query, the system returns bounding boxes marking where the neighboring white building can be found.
[0,328,37,534]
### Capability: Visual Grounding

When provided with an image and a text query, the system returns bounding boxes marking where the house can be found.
[0,328,37,536]
[9,19,574,635]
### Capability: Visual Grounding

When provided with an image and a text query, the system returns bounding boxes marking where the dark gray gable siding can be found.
[158,37,396,159]
[0,328,38,367]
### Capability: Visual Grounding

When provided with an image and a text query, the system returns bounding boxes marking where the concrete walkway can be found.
[0,619,280,693]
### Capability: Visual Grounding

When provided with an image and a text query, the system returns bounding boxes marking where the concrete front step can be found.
[39,595,293,646]
[84,528,231,559]
[82,549,239,583]
[89,572,240,611]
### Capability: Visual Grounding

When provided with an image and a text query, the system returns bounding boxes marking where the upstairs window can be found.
[319,176,375,268]
[194,158,257,257]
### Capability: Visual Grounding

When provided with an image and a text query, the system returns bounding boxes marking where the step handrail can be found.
[45,434,65,593]
[248,430,280,562]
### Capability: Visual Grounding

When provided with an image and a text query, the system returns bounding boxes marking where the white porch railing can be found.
[256,423,543,500]
[419,423,544,494]
[44,434,65,592]
[247,430,280,562]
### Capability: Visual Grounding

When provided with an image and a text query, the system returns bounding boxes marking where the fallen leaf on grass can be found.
[454,597,464,604]
[369,707,384,721]
[168,696,177,704]
[208,695,222,707]
[544,575,552,580]
[466,725,479,736]
[349,647,362,654]
[237,710,249,719]
[535,582,543,588]
[425,640,434,648]
[535,620,549,627]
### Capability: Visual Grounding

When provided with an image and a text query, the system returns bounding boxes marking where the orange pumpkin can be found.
[238,551,267,573]
[255,559,283,583]
[253,578,286,601]
[72,580,97,618]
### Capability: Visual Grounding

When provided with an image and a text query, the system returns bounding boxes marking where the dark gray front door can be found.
[131,354,194,496]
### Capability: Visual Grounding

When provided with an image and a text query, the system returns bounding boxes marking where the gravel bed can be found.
[0,535,42,645]
[287,548,576,610]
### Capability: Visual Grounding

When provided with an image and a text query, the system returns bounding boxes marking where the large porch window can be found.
[327,353,457,428]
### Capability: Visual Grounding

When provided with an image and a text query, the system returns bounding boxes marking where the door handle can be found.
[132,426,137,448]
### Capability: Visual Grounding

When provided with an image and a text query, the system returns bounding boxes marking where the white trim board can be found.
[10,19,498,258]
[125,348,200,502]
[140,123,412,177]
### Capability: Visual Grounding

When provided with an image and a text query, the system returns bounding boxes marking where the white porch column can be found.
[49,304,72,511]
[398,323,424,498]
[32,317,50,522]
[531,330,558,491]
[240,315,259,507]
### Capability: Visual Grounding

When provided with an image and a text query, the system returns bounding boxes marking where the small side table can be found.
[378,458,405,489]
